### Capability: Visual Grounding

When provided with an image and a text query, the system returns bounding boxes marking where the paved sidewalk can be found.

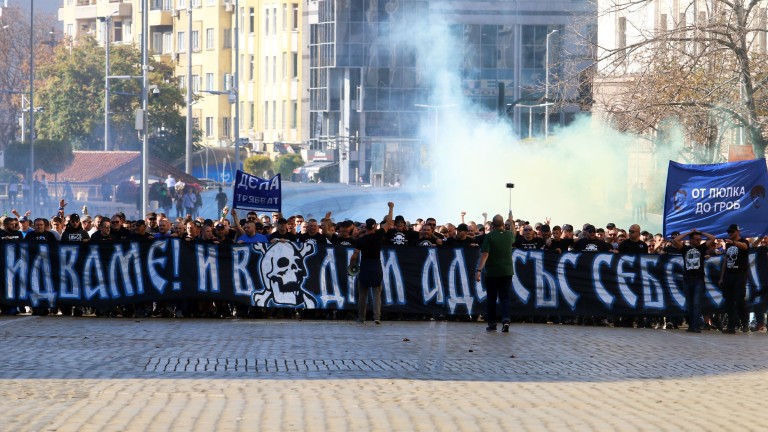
[0,316,766,431]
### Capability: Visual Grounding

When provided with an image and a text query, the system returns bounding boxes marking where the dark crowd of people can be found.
[0,197,764,335]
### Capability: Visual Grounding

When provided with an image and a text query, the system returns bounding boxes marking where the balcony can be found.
[149,9,173,27]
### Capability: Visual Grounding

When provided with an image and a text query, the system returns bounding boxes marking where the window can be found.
[249,55,254,81]
[163,32,173,53]
[263,102,268,129]
[152,32,163,54]
[272,7,277,34]
[192,74,200,93]
[265,8,269,35]
[272,101,276,129]
[223,117,230,137]
[177,31,186,52]
[66,24,73,37]
[281,101,286,129]
[205,117,214,137]
[283,4,288,31]
[191,30,199,52]
[179,75,186,90]
[178,0,186,8]
[223,28,232,48]
[282,52,287,79]
[191,0,201,8]
[291,101,297,128]
[224,73,232,91]
[272,55,277,83]
[292,52,298,78]
[206,28,214,49]
[163,0,172,10]
[265,56,269,82]
[292,4,299,31]
[206,73,214,90]
[249,7,255,34]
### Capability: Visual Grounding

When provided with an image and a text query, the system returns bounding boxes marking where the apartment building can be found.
[58,0,305,179]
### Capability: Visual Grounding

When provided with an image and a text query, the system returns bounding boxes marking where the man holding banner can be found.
[672,229,717,333]
[719,224,750,334]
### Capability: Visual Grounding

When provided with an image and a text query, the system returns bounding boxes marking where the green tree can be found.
[34,37,193,162]
[243,155,273,177]
[5,139,74,176]
[274,154,304,179]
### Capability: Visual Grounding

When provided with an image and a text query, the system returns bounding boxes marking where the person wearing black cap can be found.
[574,224,613,252]
[444,224,478,247]
[719,224,750,333]
[349,202,393,324]
[61,213,91,243]
[268,217,297,243]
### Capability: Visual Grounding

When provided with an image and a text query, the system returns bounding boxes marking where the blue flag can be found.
[663,159,768,238]
[232,171,282,213]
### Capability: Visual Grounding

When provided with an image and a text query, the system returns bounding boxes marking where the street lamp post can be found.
[233,0,240,182]
[185,2,193,174]
[140,0,149,215]
[29,0,35,214]
[101,11,119,151]
[545,29,558,139]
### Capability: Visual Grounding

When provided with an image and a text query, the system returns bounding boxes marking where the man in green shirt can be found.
[475,213,515,332]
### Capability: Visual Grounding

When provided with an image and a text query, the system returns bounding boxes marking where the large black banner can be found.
[3,240,767,316]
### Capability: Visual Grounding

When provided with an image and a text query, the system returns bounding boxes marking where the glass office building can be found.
[307,0,594,184]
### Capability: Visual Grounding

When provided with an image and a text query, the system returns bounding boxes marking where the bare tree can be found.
[569,0,768,161]
[0,6,57,149]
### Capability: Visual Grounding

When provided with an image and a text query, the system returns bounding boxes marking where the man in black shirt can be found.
[719,224,750,333]
[618,224,649,254]
[417,223,442,246]
[672,229,716,333]
[385,217,419,247]
[91,219,116,242]
[545,225,574,253]
[109,214,131,240]
[26,218,57,242]
[60,213,91,243]
[514,224,545,250]
[269,218,298,243]
[333,220,356,246]
[349,202,393,324]
[0,217,24,241]
[298,218,331,245]
[574,225,613,252]
[444,224,478,247]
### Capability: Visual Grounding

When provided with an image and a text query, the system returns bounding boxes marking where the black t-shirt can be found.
[269,231,297,242]
[332,235,356,247]
[680,244,709,278]
[545,238,574,253]
[444,236,478,247]
[417,236,439,247]
[574,238,613,252]
[618,239,649,254]
[112,227,131,240]
[90,231,116,242]
[723,238,750,274]
[355,230,385,261]
[385,229,419,247]
[0,229,24,241]
[298,232,331,245]
[61,228,91,243]
[514,237,545,250]
[25,231,58,242]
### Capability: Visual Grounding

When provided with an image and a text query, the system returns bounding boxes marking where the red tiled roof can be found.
[36,151,139,183]
[35,151,198,185]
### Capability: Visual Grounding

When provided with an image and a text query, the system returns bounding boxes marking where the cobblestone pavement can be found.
[0,316,767,431]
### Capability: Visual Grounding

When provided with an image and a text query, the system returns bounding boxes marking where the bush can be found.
[274,154,304,179]
[243,155,273,178]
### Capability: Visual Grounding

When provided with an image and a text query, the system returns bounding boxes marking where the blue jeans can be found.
[485,275,512,326]
[684,276,704,330]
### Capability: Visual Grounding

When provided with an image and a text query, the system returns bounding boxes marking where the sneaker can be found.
[374,320,381,325]
[755,324,767,333]
[723,328,736,334]
[501,323,510,333]
[741,326,751,333]
[485,325,497,332]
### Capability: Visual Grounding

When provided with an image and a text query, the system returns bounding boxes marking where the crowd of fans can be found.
[0,199,764,334]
